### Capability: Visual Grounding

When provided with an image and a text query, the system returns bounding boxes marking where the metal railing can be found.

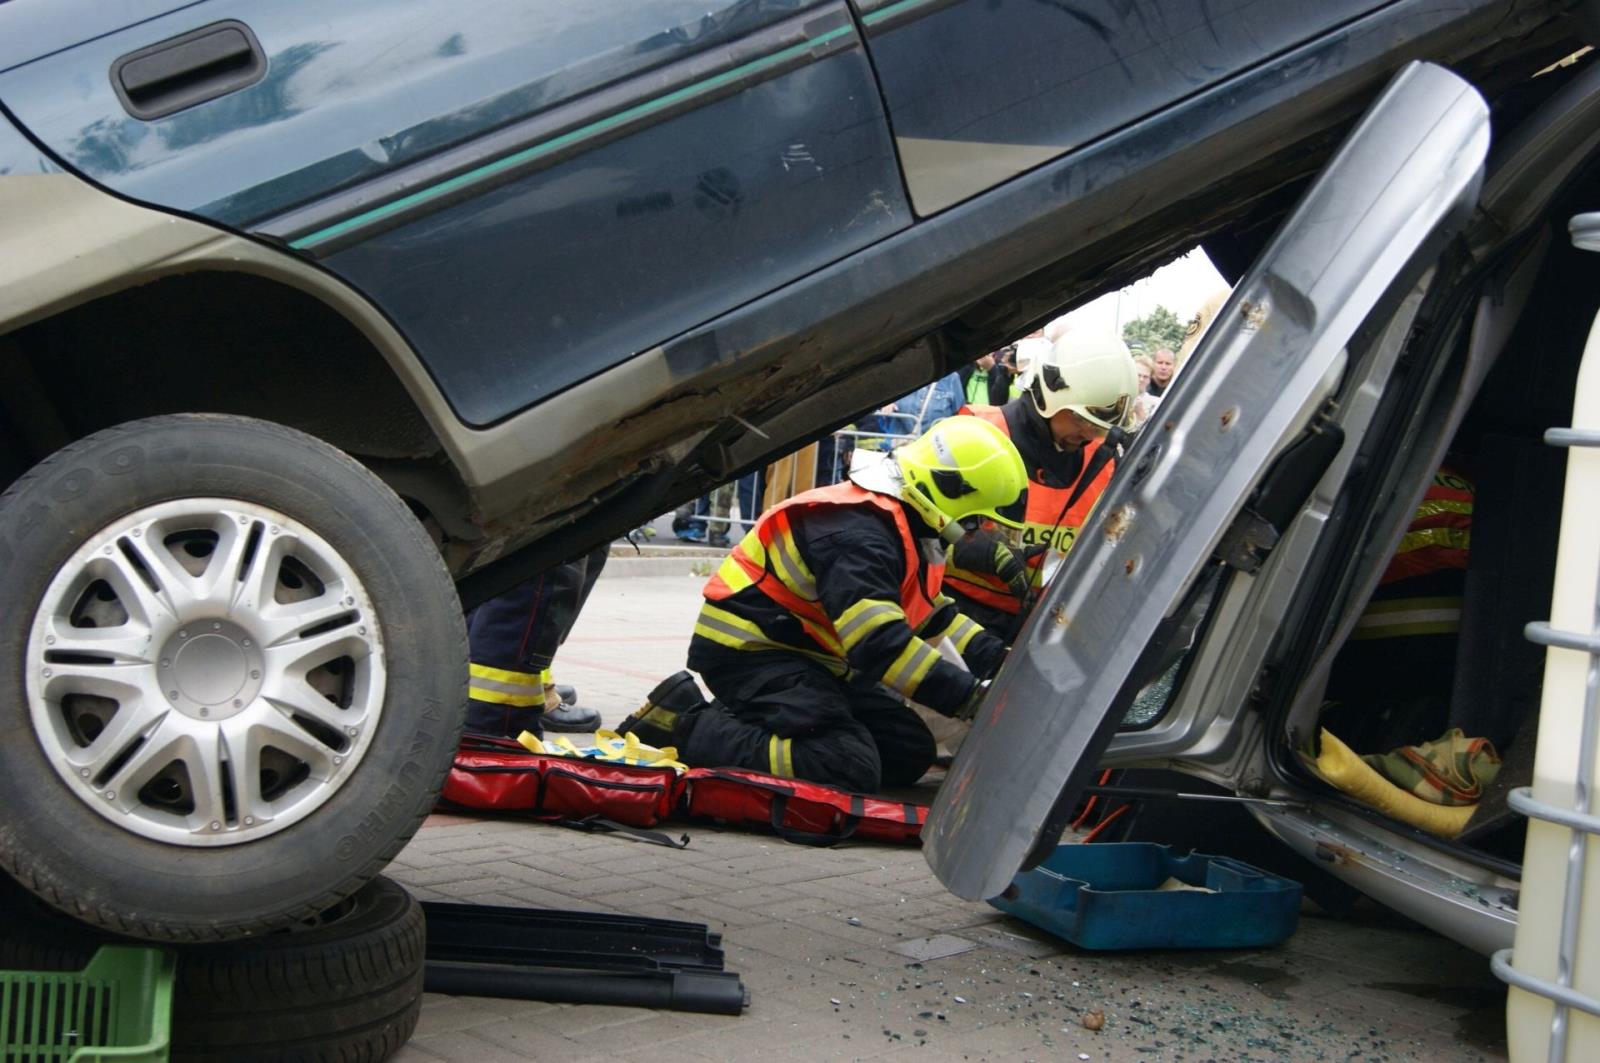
[671,402,937,540]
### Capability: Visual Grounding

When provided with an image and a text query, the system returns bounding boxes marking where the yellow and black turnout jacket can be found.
[689,482,1003,717]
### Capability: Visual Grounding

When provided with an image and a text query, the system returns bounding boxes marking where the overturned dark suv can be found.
[0,0,1589,943]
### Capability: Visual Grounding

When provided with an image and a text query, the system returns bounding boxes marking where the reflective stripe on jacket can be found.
[698,482,959,701]
[1378,466,1473,586]
[705,481,942,636]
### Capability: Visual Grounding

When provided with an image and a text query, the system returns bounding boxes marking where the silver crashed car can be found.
[927,59,1600,1054]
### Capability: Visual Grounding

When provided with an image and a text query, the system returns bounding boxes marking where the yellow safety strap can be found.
[882,637,940,697]
[519,730,688,773]
[834,598,905,651]
[768,734,795,778]
[1350,596,1463,640]
[468,662,544,706]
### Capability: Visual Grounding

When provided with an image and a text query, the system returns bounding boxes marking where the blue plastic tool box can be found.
[990,842,1302,950]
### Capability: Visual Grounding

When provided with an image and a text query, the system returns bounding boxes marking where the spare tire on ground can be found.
[0,871,426,1062]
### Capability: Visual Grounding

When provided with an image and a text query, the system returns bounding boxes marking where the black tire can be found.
[0,414,467,940]
[0,872,425,1063]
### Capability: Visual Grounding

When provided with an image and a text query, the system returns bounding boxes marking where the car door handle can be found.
[112,20,267,120]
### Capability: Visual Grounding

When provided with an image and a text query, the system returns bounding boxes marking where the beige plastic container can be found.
[1502,218,1600,1062]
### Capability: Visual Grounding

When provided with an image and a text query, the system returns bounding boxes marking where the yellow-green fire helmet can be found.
[894,416,1028,543]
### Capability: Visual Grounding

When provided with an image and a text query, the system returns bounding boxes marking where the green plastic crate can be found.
[0,945,174,1063]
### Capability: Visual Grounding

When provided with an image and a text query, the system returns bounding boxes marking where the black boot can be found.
[617,670,708,747]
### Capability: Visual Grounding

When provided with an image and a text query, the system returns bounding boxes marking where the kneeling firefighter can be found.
[620,417,1028,792]
[945,331,1140,638]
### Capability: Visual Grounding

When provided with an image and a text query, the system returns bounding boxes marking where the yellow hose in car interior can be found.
[1309,728,1477,838]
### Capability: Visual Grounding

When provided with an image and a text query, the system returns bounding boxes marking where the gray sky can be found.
[1051,246,1228,337]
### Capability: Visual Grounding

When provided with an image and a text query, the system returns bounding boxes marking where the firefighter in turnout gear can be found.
[1323,462,1475,753]
[621,417,1028,792]
[944,331,1140,636]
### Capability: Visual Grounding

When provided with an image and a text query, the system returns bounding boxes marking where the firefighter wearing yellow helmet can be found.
[621,417,1026,791]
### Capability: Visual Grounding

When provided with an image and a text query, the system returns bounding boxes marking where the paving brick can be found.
[502,884,623,911]
[782,909,915,943]
[410,995,557,1038]
[428,843,539,865]
[839,863,944,889]
[687,851,803,876]
[539,1003,661,1036]
[783,875,912,907]
[524,855,640,882]
[733,920,905,973]
[553,1009,732,1052]
[651,896,770,929]
[699,882,813,914]
[579,849,703,875]
[426,875,530,898]
[388,864,499,888]
[604,1046,719,1063]
[738,859,876,886]
[387,848,456,870]
[649,861,750,889]
[607,869,723,899]
[409,1026,575,1063]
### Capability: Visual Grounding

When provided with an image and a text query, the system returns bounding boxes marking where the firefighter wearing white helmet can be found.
[620,418,1025,792]
[946,330,1140,637]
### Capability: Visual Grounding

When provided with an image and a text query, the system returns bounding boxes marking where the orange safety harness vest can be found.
[704,481,943,654]
[943,405,1113,614]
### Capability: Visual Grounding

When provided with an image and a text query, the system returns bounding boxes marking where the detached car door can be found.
[925,61,1491,901]
[0,0,910,426]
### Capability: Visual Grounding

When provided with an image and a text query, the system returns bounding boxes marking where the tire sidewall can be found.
[0,416,466,935]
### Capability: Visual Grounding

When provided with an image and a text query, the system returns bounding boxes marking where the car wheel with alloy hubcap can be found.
[0,414,467,940]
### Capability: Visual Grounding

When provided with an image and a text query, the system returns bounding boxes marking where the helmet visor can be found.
[1077,393,1136,431]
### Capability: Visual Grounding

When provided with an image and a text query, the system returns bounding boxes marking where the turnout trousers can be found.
[465,544,608,738]
[682,648,937,793]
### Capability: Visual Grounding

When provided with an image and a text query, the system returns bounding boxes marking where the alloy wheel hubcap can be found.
[25,499,386,847]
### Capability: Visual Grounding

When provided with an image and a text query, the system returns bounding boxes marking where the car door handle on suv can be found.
[111,20,267,121]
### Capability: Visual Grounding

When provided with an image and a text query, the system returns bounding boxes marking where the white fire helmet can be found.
[1019,331,1140,431]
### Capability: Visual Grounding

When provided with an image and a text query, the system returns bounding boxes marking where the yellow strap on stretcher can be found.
[518,728,688,773]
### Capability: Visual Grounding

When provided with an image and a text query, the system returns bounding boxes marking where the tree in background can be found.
[1122,305,1188,354]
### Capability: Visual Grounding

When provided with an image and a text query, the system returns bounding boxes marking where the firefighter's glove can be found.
[953,678,991,723]
[953,529,1030,599]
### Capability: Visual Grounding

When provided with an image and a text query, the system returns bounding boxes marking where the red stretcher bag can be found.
[682,767,926,846]
[441,735,683,828]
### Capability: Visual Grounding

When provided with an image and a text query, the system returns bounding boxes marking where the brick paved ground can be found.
[388,568,1509,1063]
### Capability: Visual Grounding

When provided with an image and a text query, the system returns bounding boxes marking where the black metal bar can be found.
[1082,785,1309,808]
[425,962,748,1016]
[421,901,747,1014]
